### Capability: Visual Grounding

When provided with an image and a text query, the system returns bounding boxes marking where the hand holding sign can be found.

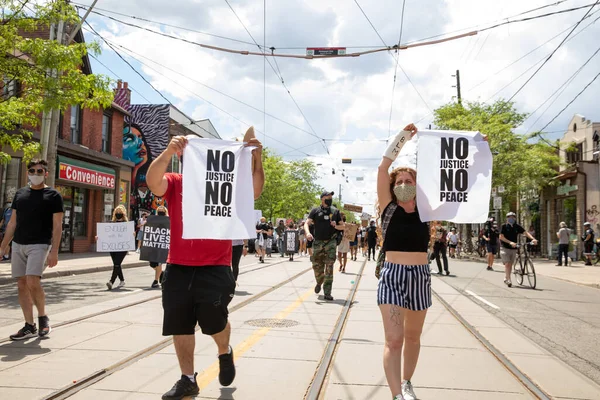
[166,135,188,158]
[403,123,418,137]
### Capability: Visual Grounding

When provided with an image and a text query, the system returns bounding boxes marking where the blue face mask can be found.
[508,217,516,225]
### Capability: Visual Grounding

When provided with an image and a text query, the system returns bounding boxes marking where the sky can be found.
[72,0,600,215]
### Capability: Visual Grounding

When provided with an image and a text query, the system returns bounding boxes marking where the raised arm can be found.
[147,136,188,197]
[377,124,417,212]
[243,127,265,200]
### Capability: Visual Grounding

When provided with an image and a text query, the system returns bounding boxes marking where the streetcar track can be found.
[304,258,368,400]
[42,265,313,400]
[0,259,288,346]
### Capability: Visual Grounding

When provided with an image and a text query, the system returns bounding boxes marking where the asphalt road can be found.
[0,253,282,330]
[438,257,600,386]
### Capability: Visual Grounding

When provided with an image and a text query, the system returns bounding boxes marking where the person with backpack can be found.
[582,222,594,266]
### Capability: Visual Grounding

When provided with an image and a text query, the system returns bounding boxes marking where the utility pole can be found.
[452,69,462,104]
[339,184,342,203]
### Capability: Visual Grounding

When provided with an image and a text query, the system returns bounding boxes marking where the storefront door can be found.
[55,185,88,253]
[56,185,73,252]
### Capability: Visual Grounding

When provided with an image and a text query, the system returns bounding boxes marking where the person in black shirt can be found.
[499,212,537,287]
[366,220,378,261]
[0,159,63,340]
[582,222,595,266]
[305,191,344,301]
[483,223,500,271]
[275,220,285,258]
[255,217,269,263]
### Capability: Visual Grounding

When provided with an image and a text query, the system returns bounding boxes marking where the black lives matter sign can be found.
[205,149,236,217]
[440,137,470,203]
[140,215,170,264]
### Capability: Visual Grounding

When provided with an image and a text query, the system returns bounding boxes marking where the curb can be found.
[0,261,148,284]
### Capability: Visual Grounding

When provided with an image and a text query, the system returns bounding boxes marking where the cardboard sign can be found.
[343,204,363,213]
[140,215,170,263]
[96,221,135,252]
[343,224,359,242]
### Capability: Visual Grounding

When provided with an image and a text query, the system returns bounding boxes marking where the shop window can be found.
[102,113,112,153]
[593,132,599,162]
[2,77,20,99]
[72,188,87,237]
[103,189,115,222]
[0,157,21,206]
[70,105,81,144]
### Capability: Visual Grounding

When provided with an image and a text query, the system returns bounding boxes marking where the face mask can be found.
[28,174,44,186]
[158,212,166,216]
[393,183,416,202]
[508,217,516,225]
[324,198,333,207]
[115,213,124,219]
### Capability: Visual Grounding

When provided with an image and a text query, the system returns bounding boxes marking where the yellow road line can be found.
[196,287,315,389]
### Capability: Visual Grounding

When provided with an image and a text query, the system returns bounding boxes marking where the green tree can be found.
[255,149,322,222]
[0,0,113,162]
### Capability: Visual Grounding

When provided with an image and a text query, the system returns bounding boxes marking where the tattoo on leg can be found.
[390,305,402,326]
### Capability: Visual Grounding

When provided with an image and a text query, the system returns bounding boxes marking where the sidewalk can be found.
[0,251,147,283]
[463,254,600,289]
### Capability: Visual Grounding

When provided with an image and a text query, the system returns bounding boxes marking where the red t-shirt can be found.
[164,173,232,266]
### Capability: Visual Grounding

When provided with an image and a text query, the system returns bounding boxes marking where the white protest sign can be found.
[255,210,263,223]
[96,221,135,252]
[182,137,256,240]
[416,130,492,223]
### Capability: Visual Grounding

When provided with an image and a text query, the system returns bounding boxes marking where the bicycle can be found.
[512,242,537,289]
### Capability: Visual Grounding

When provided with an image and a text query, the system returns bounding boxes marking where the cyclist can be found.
[499,212,537,287]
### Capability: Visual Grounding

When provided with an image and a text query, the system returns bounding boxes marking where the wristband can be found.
[383,130,412,161]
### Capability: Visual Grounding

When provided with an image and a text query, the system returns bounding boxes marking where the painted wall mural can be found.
[123,104,170,224]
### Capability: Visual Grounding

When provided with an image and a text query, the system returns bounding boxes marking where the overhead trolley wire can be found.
[387,0,407,140]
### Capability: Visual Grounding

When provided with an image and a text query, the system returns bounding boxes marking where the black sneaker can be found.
[162,373,199,400]
[218,346,236,386]
[38,316,51,337]
[152,280,160,288]
[159,271,164,283]
[445,271,450,276]
[486,266,493,271]
[314,283,322,294]
[10,323,37,341]
[324,294,334,301]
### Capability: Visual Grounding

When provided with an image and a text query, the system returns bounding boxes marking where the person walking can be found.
[349,226,358,261]
[432,221,449,276]
[366,220,378,261]
[447,227,459,258]
[147,130,264,400]
[376,123,431,400]
[231,239,248,284]
[284,221,299,261]
[305,191,344,301]
[275,219,285,258]
[556,222,570,266]
[298,222,307,256]
[582,222,595,266]
[0,159,63,340]
[499,212,537,287]
[104,205,130,290]
[483,222,500,271]
[337,213,350,272]
[149,205,169,288]
[265,223,273,258]
[136,212,148,253]
[255,217,269,263]
[0,199,14,261]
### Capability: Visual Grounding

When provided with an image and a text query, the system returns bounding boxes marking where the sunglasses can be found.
[28,168,46,175]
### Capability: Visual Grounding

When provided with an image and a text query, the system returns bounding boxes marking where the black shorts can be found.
[150,262,161,268]
[307,239,314,249]
[585,242,594,254]
[449,244,457,249]
[161,264,235,336]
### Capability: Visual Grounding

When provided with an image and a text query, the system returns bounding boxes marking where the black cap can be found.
[321,191,334,198]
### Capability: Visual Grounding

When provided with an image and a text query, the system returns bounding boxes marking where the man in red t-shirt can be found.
[147,128,264,400]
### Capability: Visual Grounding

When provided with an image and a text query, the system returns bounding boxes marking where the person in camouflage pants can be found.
[311,236,337,297]
[305,191,344,301]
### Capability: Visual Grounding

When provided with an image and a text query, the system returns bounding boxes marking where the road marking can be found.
[465,290,500,310]
[196,287,314,390]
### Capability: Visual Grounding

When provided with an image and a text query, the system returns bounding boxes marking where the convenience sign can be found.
[306,47,346,56]
[57,156,116,189]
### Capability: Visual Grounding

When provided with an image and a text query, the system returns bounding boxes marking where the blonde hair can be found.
[157,205,169,216]
[112,205,129,222]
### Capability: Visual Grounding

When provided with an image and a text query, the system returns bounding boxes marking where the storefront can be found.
[55,155,123,253]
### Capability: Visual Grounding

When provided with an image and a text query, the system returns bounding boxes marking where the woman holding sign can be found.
[104,205,130,290]
[149,205,169,288]
[376,123,429,400]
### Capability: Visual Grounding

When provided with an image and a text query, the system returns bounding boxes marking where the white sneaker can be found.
[106,281,113,290]
[118,281,126,288]
[393,395,404,400]
[504,279,512,288]
[402,380,417,400]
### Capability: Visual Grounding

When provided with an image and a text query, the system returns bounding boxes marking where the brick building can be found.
[539,114,600,259]
[0,28,133,253]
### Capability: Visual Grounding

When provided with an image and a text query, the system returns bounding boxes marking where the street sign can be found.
[307,47,346,56]
[343,204,363,213]
[493,197,502,210]
[497,186,505,193]
[557,179,578,196]
[491,187,497,196]
[356,177,364,181]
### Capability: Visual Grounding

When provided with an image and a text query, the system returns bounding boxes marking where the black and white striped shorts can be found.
[377,262,432,311]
